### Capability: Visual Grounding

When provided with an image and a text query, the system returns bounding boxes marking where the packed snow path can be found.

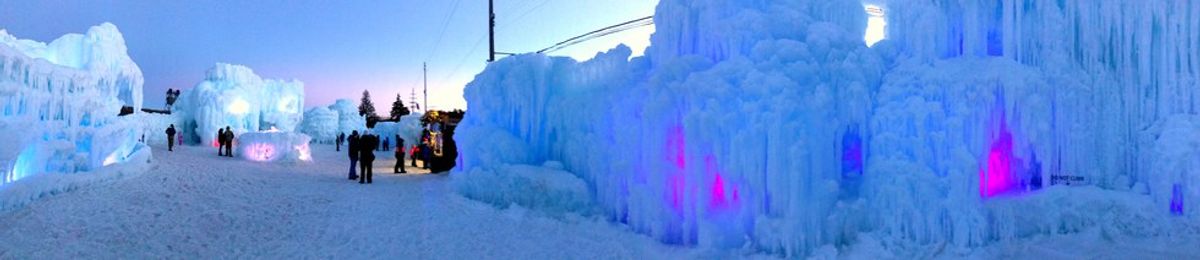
[0,144,698,258]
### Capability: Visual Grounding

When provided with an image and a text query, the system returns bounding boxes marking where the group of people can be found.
[408,132,435,170]
[161,124,234,157]
[342,131,422,184]
[345,131,389,184]
[216,126,235,157]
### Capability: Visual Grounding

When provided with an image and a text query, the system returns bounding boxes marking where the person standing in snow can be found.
[336,132,345,151]
[217,128,226,156]
[394,137,406,174]
[348,131,360,180]
[223,126,235,157]
[410,144,419,168]
[165,124,177,151]
[382,137,389,152]
[421,138,432,170]
[359,134,377,184]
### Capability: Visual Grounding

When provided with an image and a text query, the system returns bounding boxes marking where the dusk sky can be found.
[0,0,658,110]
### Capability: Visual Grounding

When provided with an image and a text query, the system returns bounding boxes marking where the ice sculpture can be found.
[236,131,312,162]
[173,63,304,146]
[328,99,366,136]
[301,106,338,143]
[0,23,147,188]
[455,0,1200,256]
[368,114,422,147]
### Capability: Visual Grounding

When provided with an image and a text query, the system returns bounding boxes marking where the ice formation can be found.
[298,99,368,144]
[236,131,312,162]
[173,63,304,146]
[369,114,423,147]
[328,99,367,137]
[301,106,338,143]
[0,23,148,189]
[455,0,1200,256]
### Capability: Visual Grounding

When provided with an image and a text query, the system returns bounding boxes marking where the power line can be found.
[503,0,551,29]
[424,0,462,62]
[537,16,654,54]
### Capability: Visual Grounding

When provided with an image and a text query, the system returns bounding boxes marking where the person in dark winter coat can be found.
[347,131,360,180]
[336,132,345,151]
[410,145,419,167]
[421,139,432,170]
[359,134,377,184]
[217,128,226,156]
[382,138,389,152]
[165,124,177,151]
[223,126,235,157]
[394,137,406,174]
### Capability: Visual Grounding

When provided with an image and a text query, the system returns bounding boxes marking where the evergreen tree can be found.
[390,94,410,120]
[358,90,377,118]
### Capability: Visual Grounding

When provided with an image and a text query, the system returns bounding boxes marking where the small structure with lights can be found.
[235,130,313,162]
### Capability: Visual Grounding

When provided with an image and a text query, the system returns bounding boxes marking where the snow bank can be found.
[173,63,304,146]
[0,23,148,193]
[0,144,151,213]
[453,161,593,215]
[235,131,313,163]
[456,0,1200,257]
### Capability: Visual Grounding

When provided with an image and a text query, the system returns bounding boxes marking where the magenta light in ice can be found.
[246,143,276,162]
[666,125,686,211]
[705,156,739,211]
[980,98,1019,198]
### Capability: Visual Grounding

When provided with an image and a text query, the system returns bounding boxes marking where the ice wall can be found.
[301,106,338,143]
[456,0,1200,257]
[369,114,422,148]
[328,99,366,136]
[0,23,147,189]
[173,63,304,145]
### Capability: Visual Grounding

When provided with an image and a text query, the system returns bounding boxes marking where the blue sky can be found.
[0,0,658,110]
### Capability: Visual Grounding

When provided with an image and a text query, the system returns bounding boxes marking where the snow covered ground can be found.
[0,143,756,259]
[1,143,1194,258]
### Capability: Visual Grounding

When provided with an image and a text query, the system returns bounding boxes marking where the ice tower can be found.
[0,23,147,188]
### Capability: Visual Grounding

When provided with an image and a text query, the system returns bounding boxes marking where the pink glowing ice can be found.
[663,125,739,212]
[980,108,1018,198]
[666,125,687,210]
[247,143,276,162]
[710,172,728,208]
[705,156,738,211]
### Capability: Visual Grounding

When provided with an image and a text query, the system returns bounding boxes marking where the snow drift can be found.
[0,23,150,208]
[455,0,1200,256]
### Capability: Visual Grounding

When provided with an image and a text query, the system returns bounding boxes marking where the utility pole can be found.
[423,62,428,112]
[488,0,495,62]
